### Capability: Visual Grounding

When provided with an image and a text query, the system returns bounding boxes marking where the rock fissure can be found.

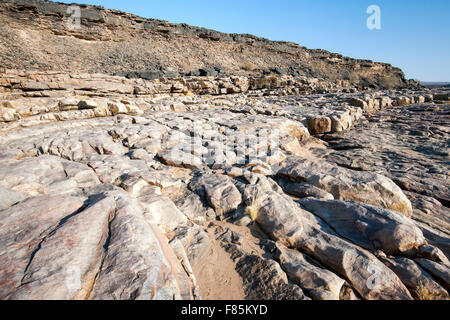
[18,201,90,287]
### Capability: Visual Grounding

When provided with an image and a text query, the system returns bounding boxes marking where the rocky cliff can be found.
[0,0,409,88]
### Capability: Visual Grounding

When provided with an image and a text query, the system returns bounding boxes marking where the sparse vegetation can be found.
[251,76,280,89]
[242,62,257,72]
[245,201,259,222]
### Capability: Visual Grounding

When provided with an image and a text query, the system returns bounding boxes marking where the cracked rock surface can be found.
[0,70,449,300]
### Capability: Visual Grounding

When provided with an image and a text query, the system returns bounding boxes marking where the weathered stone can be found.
[78,100,98,110]
[277,180,334,200]
[0,1,448,302]
[307,116,332,134]
[0,186,27,210]
[278,156,413,216]
[418,244,449,265]
[170,225,210,267]
[129,148,153,162]
[218,228,244,246]
[158,148,203,170]
[242,184,304,248]
[0,195,86,299]
[0,107,18,122]
[223,243,309,300]
[295,222,413,300]
[8,196,116,300]
[189,174,242,216]
[279,136,304,156]
[119,175,156,197]
[0,155,99,196]
[330,112,352,132]
[224,166,244,178]
[174,190,215,225]
[90,193,192,300]
[40,132,128,161]
[415,259,450,291]
[108,102,128,115]
[171,102,186,112]
[140,195,188,233]
[58,98,80,111]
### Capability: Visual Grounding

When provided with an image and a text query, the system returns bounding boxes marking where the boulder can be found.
[108,102,128,115]
[330,112,352,132]
[174,190,215,225]
[299,199,426,256]
[223,244,309,300]
[245,187,305,248]
[0,195,86,299]
[295,222,413,300]
[415,259,450,291]
[277,179,334,200]
[78,100,98,110]
[307,116,332,135]
[380,256,448,299]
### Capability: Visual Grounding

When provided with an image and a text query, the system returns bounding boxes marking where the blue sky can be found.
[58,0,450,81]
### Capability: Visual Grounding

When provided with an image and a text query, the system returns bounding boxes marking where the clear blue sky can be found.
[58,0,450,81]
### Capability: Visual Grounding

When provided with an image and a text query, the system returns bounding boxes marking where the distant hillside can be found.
[0,0,411,88]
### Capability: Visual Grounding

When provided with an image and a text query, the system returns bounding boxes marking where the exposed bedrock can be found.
[0,65,448,300]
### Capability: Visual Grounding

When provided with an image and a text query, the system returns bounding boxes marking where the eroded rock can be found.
[274,244,345,300]
[278,156,413,216]
[299,199,426,256]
